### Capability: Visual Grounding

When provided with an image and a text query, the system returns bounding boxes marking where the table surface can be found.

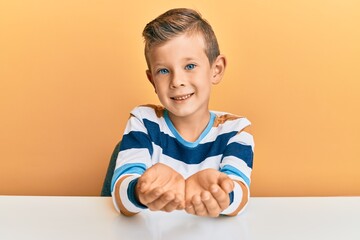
[1,196,359,240]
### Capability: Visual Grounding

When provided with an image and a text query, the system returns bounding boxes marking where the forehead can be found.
[147,33,207,65]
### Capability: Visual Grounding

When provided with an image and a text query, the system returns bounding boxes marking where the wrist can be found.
[128,178,147,209]
[228,190,234,205]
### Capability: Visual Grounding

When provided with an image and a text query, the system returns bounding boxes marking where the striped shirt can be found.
[111,104,254,216]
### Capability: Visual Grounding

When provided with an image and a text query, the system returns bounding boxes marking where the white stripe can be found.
[135,106,159,119]
[220,156,252,180]
[128,107,175,138]
[227,131,254,150]
[221,181,243,215]
[236,179,250,215]
[150,142,163,166]
[199,117,251,144]
[125,106,171,135]
[119,174,144,213]
[225,178,250,215]
[211,110,231,116]
[114,148,152,170]
[123,116,148,135]
[132,106,165,129]
[111,179,121,213]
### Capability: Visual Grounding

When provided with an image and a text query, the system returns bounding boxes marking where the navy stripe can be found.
[222,142,253,168]
[121,131,153,156]
[229,191,234,204]
[143,119,238,164]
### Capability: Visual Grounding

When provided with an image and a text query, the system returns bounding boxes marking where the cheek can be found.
[196,76,212,89]
[153,83,168,96]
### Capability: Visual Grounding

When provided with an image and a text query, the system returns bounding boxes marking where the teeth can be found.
[173,94,192,100]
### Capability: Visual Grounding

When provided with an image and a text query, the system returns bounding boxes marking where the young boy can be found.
[111,8,254,217]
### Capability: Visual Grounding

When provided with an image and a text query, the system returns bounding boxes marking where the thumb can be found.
[138,168,157,192]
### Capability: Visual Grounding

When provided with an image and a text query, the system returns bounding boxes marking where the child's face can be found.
[146,33,225,120]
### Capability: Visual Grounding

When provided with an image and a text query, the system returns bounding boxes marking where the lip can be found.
[170,93,194,101]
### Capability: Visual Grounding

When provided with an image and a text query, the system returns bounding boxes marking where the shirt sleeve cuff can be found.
[221,181,242,215]
[127,177,148,209]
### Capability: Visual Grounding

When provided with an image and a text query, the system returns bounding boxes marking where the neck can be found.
[168,110,211,142]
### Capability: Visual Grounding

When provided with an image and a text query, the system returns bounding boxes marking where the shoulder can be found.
[211,110,251,132]
[211,111,254,149]
[130,104,165,121]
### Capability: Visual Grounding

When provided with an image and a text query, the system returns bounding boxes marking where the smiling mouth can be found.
[171,93,194,101]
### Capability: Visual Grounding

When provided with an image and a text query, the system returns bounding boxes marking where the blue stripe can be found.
[222,142,253,168]
[111,163,146,192]
[221,164,250,187]
[143,118,238,164]
[121,131,153,156]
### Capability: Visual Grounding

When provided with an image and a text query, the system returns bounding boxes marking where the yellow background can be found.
[1,0,359,196]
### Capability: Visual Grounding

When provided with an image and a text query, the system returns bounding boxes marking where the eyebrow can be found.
[151,56,202,70]
[182,57,199,62]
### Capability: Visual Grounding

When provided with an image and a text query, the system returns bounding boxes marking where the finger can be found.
[218,174,234,193]
[185,203,196,215]
[176,202,185,210]
[137,181,148,193]
[174,193,185,210]
[148,191,176,211]
[138,171,157,193]
[185,199,196,215]
[210,184,230,211]
[137,177,152,193]
[163,196,183,212]
[201,191,221,217]
[192,194,207,217]
[140,187,164,205]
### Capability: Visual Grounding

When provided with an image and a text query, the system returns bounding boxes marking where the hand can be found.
[185,169,234,217]
[136,163,185,212]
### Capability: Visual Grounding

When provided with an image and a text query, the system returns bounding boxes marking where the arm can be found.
[111,109,153,216]
[185,126,254,217]
[111,107,186,215]
[219,126,254,216]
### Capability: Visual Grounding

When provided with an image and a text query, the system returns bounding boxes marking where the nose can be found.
[170,71,185,89]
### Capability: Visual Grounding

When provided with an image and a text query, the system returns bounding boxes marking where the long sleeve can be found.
[220,124,254,216]
[111,108,153,216]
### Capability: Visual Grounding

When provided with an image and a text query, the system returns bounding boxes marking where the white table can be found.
[1,196,359,240]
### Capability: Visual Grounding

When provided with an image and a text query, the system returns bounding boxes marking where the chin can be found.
[170,109,196,118]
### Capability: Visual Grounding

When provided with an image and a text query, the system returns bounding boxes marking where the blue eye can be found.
[158,68,169,75]
[185,64,196,70]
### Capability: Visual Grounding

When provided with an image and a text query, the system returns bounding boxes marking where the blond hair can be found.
[142,8,220,68]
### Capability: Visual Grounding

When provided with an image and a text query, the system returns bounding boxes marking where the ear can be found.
[146,69,157,93]
[211,54,227,85]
